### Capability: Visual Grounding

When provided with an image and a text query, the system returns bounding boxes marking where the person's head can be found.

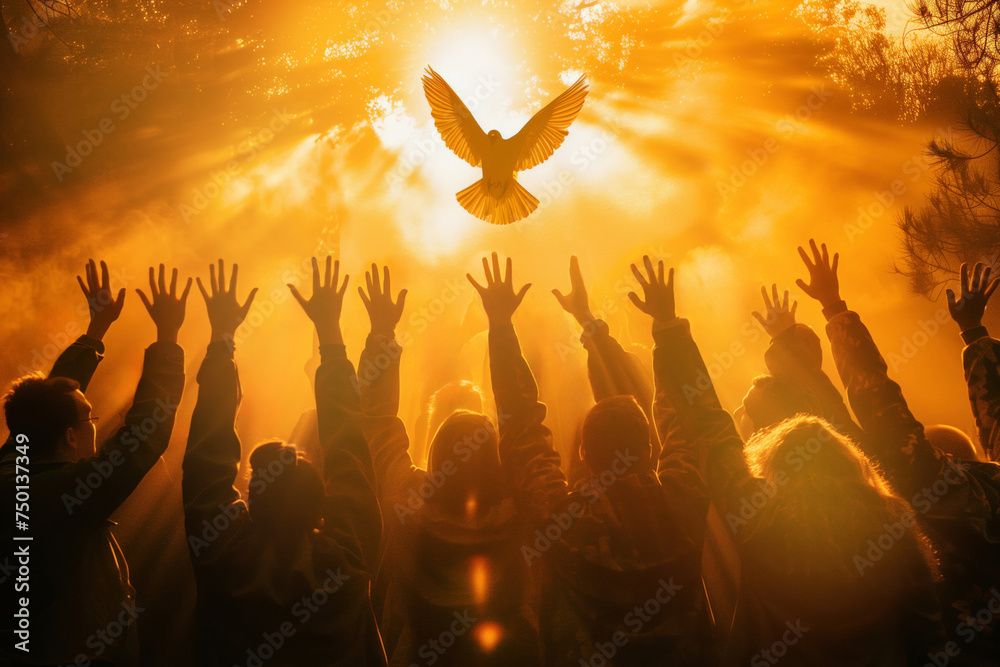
[427,410,504,516]
[925,424,982,462]
[580,396,651,476]
[745,415,885,491]
[743,415,940,582]
[3,373,96,462]
[744,414,938,581]
[424,381,484,449]
[736,374,821,440]
[248,441,324,534]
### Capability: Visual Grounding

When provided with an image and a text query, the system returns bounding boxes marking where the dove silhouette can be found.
[422,67,589,225]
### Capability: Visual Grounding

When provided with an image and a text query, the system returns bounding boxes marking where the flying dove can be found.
[422,67,589,225]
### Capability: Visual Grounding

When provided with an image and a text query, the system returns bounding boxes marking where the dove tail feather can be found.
[455,178,539,226]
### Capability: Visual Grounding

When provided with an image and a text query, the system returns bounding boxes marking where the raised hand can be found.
[136,264,193,344]
[288,256,349,346]
[467,252,531,326]
[552,255,595,325]
[752,284,798,338]
[77,258,126,341]
[795,239,840,307]
[358,264,407,337]
[627,255,675,323]
[947,261,999,331]
[196,259,258,345]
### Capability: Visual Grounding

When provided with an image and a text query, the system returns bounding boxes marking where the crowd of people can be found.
[2,240,999,666]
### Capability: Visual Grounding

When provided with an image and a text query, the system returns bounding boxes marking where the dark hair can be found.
[3,373,81,455]
[427,410,505,515]
[581,396,650,475]
[248,441,325,534]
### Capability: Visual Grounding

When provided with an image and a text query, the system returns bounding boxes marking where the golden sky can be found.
[0,0,980,467]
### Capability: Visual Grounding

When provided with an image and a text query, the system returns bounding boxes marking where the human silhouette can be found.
[801,239,1000,666]
[632,252,943,665]
[0,261,190,666]
[181,259,385,666]
[356,262,542,666]
[947,261,1000,461]
[480,252,714,665]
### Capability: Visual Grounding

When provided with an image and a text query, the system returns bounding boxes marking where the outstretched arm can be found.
[628,258,743,541]
[797,240,945,495]
[554,256,657,455]
[355,263,422,513]
[291,257,382,568]
[471,252,566,515]
[948,262,1000,461]
[48,259,127,390]
[183,260,255,553]
[43,264,190,528]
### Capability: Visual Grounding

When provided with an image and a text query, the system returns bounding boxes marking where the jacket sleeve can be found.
[961,332,1000,461]
[40,341,185,528]
[581,319,659,459]
[489,323,567,516]
[48,335,106,392]
[764,323,865,442]
[358,334,423,506]
[825,308,1000,541]
[652,318,754,542]
[824,308,949,495]
[182,341,245,552]
[315,343,382,572]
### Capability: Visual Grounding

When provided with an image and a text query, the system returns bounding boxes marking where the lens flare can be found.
[473,620,504,652]
[470,555,490,604]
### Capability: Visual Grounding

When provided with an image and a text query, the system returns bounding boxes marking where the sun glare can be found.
[423,24,518,116]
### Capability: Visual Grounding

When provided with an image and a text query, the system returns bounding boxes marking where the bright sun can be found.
[421,24,523,133]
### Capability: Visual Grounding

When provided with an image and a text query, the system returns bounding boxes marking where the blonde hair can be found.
[743,414,939,582]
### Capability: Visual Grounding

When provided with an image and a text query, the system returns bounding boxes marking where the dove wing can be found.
[422,67,489,168]
[509,75,589,172]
